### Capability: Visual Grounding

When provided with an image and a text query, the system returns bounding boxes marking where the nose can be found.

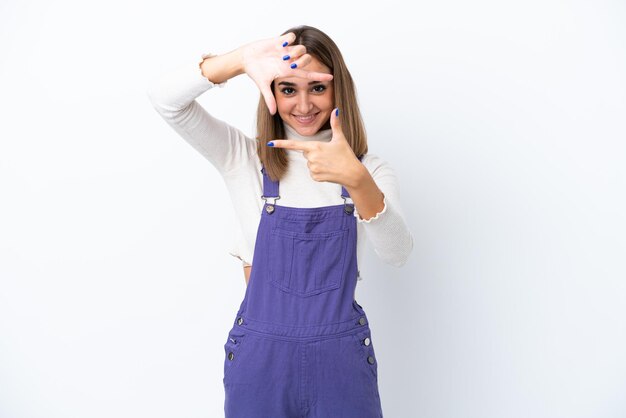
[296,92,314,114]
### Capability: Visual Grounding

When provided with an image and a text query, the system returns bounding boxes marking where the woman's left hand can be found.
[267,108,363,188]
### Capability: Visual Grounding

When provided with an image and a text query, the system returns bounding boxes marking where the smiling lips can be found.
[293,112,319,125]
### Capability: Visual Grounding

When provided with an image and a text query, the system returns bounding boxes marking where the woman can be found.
[148,25,413,418]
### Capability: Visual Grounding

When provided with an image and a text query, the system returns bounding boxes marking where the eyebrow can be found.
[277,81,327,87]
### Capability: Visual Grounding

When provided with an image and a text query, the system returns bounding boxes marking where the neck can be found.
[283,123,332,143]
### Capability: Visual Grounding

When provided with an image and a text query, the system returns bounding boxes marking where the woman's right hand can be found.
[239,32,334,115]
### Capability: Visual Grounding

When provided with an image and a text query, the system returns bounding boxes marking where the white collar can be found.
[283,122,332,145]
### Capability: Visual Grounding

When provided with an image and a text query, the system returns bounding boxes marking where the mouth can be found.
[292,112,320,125]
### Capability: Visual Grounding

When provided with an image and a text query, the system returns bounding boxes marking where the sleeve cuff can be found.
[197,52,228,88]
[354,193,388,223]
[228,251,252,267]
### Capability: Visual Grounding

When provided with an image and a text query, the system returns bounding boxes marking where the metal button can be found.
[359,317,366,326]
[364,337,371,346]
[367,356,375,365]
[265,205,275,214]
[228,352,234,361]
[237,317,243,325]
[344,204,354,215]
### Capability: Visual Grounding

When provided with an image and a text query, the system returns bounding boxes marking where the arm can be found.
[146,34,333,176]
[199,48,245,84]
[146,48,255,176]
[345,164,385,221]
[265,108,412,268]
[243,265,252,286]
[345,156,414,267]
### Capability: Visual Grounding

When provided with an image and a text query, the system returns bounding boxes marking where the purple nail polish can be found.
[291,63,297,69]
[267,141,274,147]
[282,41,288,47]
[283,55,290,61]
[335,108,339,116]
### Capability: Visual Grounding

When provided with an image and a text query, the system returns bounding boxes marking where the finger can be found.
[286,54,334,81]
[280,32,296,48]
[267,139,311,151]
[286,51,311,69]
[259,84,277,115]
[330,106,342,138]
[282,44,306,61]
[305,71,334,81]
[289,66,334,81]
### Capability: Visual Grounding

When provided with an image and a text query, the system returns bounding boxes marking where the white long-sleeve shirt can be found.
[146,54,414,281]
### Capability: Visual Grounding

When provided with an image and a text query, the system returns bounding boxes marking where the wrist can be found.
[198,48,244,84]
[346,163,368,190]
[198,53,217,80]
[232,47,246,76]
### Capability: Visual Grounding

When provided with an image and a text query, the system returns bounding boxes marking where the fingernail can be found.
[291,63,297,69]
[282,41,288,47]
[335,108,339,116]
[267,141,274,147]
[282,55,290,61]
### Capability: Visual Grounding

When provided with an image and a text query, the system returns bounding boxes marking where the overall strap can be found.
[261,166,279,199]
[261,154,364,208]
[260,166,280,214]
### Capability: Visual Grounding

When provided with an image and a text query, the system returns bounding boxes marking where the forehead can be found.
[275,56,332,85]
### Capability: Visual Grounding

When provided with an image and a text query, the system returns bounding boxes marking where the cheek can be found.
[275,98,288,114]
[323,90,335,108]
[321,96,335,110]
[275,94,291,110]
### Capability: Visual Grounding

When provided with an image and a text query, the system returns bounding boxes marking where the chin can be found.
[297,125,322,135]
[288,120,315,131]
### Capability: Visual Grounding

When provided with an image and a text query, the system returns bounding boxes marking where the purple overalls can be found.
[223,159,383,418]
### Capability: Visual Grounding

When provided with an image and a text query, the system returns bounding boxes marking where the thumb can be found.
[330,107,343,139]
[260,84,277,115]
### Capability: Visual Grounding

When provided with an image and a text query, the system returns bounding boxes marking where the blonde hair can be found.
[255,25,368,182]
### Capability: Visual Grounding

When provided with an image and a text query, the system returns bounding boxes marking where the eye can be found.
[280,87,295,95]
[313,85,326,93]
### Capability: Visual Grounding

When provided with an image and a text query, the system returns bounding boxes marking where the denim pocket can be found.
[351,329,379,380]
[268,227,349,297]
[223,330,248,384]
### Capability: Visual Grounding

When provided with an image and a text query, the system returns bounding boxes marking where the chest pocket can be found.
[268,227,349,297]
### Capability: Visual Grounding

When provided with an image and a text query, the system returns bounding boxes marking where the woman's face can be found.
[274,56,335,136]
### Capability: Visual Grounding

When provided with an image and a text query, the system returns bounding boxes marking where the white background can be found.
[1,0,625,417]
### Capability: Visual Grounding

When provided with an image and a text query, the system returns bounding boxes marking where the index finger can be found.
[268,139,314,151]
[289,69,334,81]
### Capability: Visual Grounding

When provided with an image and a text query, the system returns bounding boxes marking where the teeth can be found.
[295,114,316,122]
